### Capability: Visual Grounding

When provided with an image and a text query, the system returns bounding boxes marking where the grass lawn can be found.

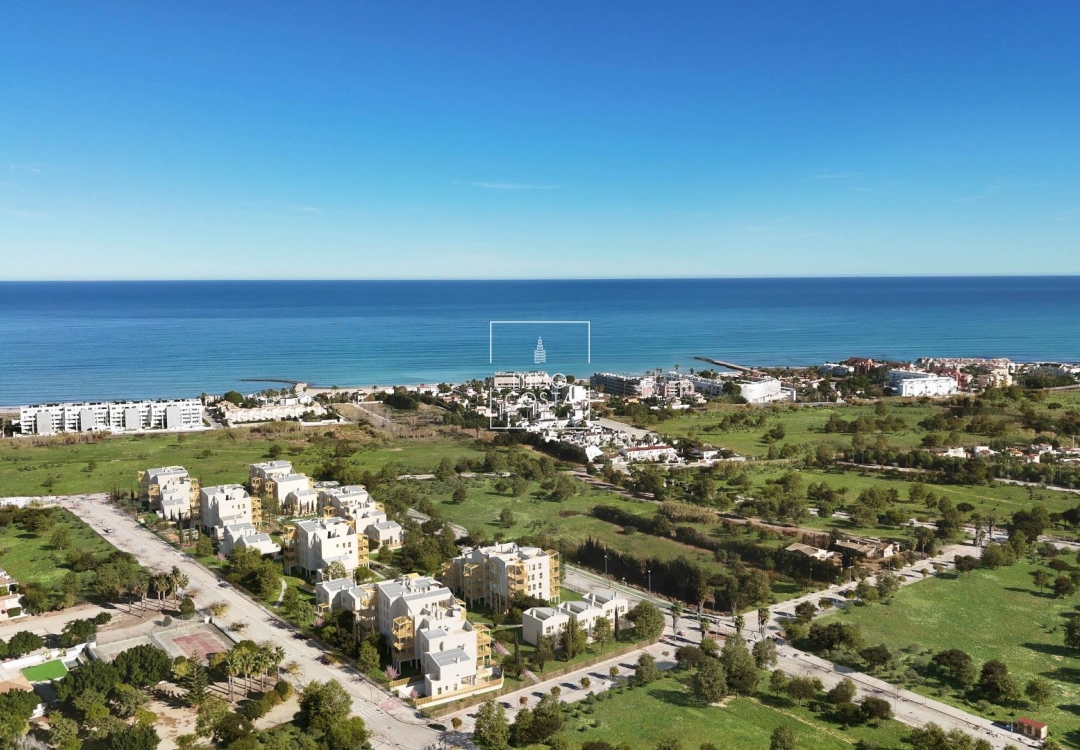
[0,427,485,497]
[0,508,117,601]
[527,674,910,749]
[21,660,68,682]
[823,560,1080,745]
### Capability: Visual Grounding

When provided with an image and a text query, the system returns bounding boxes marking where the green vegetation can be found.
[22,659,68,681]
[821,558,1080,739]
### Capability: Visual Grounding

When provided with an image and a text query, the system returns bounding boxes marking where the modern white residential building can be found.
[219,522,281,557]
[285,517,365,582]
[218,400,325,425]
[248,461,307,501]
[284,488,319,516]
[140,466,200,521]
[685,374,786,403]
[621,444,678,463]
[493,371,553,390]
[199,485,253,539]
[888,370,959,398]
[589,373,655,399]
[19,398,203,436]
[0,566,23,620]
[522,589,628,646]
[317,486,404,550]
[442,542,561,612]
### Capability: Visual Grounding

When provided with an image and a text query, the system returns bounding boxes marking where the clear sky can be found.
[2,2,1079,280]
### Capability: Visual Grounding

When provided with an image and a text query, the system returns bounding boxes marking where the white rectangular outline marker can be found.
[488,320,590,363]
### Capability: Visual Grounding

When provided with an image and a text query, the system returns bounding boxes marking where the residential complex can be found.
[314,573,500,707]
[218,522,280,557]
[888,369,959,398]
[249,461,310,503]
[18,398,203,435]
[441,542,561,612]
[139,465,200,521]
[521,589,628,646]
[199,484,253,539]
[589,372,655,398]
[317,486,405,549]
[284,517,366,582]
[493,371,553,390]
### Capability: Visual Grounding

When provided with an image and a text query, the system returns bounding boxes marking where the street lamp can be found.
[604,553,608,577]
[647,567,651,593]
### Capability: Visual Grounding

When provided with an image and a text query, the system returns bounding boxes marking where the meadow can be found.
[0,507,117,598]
[824,560,1080,746]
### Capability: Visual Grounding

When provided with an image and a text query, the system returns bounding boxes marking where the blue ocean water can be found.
[0,277,1077,405]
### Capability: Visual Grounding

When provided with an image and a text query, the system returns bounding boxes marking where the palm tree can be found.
[170,566,190,607]
[734,614,745,635]
[151,572,172,610]
[224,649,243,701]
[757,607,770,638]
[670,601,683,635]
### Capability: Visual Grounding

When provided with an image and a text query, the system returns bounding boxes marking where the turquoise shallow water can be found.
[0,277,1077,404]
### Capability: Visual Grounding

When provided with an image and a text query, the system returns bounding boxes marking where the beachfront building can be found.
[19,398,204,436]
[621,444,678,463]
[0,566,24,620]
[589,372,655,399]
[521,589,629,646]
[888,369,959,398]
[218,522,281,557]
[199,485,253,539]
[218,399,325,426]
[140,466,200,521]
[317,485,404,550]
[685,373,786,403]
[284,517,366,582]
[492,371,553,390]
[441,542,561,612]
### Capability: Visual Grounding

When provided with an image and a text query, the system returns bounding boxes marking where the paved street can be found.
[55,495,440,749]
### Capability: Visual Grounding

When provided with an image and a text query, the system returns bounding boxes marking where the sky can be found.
[2,2,1079,280]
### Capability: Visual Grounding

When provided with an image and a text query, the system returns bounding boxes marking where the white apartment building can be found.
[286,517,364,582]
[621,444,678,463]
[284,488,319,516]
[19,398,203,436]
[248,461,309,502]
[317,486,404,549]
[493,371,553,390]
[522,589,628,646]
[199,485,253,539]
[888,370,959,398]
[219,400,326,425]
[589,373,655,399]
[219,522,281,557]
[442,542,561,612]
[140,466,200,521]
[685,374,785,403]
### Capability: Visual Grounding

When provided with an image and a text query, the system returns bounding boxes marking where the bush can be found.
[6,607,21,618]
[273,680,294,700]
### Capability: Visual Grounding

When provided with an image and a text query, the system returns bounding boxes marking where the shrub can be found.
[273,680,294,700]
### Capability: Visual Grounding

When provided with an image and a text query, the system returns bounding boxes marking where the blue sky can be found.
[2,2,1079,279]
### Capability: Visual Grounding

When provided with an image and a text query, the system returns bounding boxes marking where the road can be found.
[566,549,1039,749]
[56,495,440,749]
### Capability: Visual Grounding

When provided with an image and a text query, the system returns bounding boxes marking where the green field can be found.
[0,507,117,603]
[21,659,68,681]
[823,561,1080,744]
[525,674,911,749]
[0,427,485,497]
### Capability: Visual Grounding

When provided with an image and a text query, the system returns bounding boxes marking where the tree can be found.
[110,723,161,750]
[593,616,614,652]
[860,696,893,722]
[692,657,728,703]
[720,635,759,695]
[907,723,949,750]
[7,630,44,657]
[499,507,514,528]
[115,644,172,687]
[1025,677,1054,709]
[49,715,81,750]
[827,678,857,704]
[977,660,1019,704]
[560,618,587,659]
[932,648,976,688]
[453,486,468,505]
[298,679,352,734]
[179,596,196,619]
[183,662,208,707]
[670,601,684,635]
[357,641,380,673]
[1034,569,1051,592]
[1055,575,1077,598]
[875,571,900,600]
[855,579,879,604]
[752,637,777,669]
[324,560,348,582]
[770,724,797,750]
[532,635,555,672]
[325,717,371,750]
[859,644,892,671]
[1067,617,1080,652]
[626,601,665,640]
[785,676,821,705]
[435,458,455,483]
[511,475,529,497]
[0,689,41,746]
[111,683,150,718]
[473,699,510,750]
[195,695,230,739]
[634,652,660,686]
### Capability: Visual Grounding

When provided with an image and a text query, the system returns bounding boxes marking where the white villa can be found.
[522,589,629,646]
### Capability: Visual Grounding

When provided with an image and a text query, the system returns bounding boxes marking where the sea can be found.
[1,277,1078,406]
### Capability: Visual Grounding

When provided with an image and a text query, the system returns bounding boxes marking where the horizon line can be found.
[2,273,1080,284]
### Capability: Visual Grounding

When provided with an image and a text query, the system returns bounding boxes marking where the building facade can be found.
[442,542,561,612]
[19,398,203,435]
[888,370,959,398]
[285,517,365,582]
[589,373,655,399]
[521,589,628,646]
[199,485,253,539]
[140,466,200,521]
[317,486,404,549]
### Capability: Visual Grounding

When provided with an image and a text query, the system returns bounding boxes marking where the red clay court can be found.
[172,630,230,662]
